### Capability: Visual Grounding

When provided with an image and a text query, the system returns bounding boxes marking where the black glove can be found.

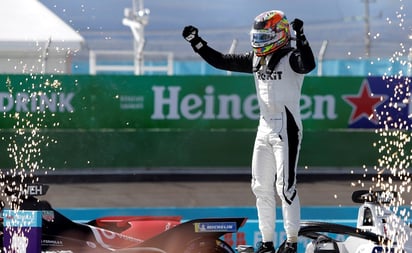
[291,18,304,38]
[182,25,207,52]
[182,25,199,42]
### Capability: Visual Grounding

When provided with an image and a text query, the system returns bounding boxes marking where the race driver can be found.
[182,10,316,253]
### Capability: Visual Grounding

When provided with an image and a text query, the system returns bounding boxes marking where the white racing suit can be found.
[189,36,315,243]
[251,52,304,242]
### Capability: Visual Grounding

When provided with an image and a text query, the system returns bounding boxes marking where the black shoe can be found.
[255,241,276,253]
[277,242,297,253]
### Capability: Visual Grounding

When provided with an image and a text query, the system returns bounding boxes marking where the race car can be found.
[294,190,411,253]
[236,190,412,253]
[0,181,247,253]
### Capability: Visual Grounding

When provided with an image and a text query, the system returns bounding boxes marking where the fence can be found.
[89,50,174,75]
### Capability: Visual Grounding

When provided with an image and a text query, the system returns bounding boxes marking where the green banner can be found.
[301,77,362,129]
[0,75,368,130]
[2,74,401,169]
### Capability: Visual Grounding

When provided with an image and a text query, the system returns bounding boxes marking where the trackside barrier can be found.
[1,75,411,169]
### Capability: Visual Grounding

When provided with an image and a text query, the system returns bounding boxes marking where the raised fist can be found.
[291,18,304,36]
[182,25,199,42]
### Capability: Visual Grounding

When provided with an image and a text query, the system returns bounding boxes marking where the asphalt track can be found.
[34,171,412,208]
[39,181,362,208]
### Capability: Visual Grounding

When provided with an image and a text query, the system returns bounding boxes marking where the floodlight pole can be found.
[41,38,52,74]
[408,48,412,76]
[123,0,150,75]
[362,0,374,58]
[317,40,329,76]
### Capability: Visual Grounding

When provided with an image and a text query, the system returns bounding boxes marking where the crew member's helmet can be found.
[250,10,291,56]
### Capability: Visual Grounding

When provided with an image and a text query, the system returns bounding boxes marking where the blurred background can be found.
[2,0,411,76]
[0,0,411,176]
[42,0,412,75]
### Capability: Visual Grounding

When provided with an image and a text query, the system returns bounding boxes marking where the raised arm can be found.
[182,25,254,74]
[289,19,316,74]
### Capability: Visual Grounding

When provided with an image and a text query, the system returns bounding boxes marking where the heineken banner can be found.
[1,75,410,130]
[0,75,410,169]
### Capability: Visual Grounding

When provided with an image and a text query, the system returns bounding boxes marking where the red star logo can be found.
[343,80,385,124]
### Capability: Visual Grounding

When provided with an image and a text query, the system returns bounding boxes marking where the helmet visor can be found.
[250,29,281,47]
